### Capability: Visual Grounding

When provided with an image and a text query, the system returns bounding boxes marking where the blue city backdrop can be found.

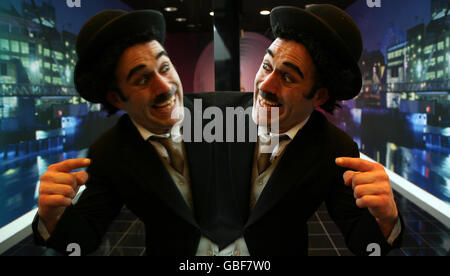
[0,0,449,229]
[334,0,449,206]
[0,0,130,229]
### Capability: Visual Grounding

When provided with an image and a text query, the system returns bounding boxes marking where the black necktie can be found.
[150,136,184,175]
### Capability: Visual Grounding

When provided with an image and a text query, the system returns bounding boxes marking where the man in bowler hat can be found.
[33,9,241,256]
[221,4,403,256]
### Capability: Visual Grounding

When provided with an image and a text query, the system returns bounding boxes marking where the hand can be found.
[335,157,398,237]
[38,158,91,234]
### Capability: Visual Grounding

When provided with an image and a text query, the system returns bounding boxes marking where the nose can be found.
[151,73,172,96]
[258,71,279,97]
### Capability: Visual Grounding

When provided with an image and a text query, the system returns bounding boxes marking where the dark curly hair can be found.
[76,30,160,115]
[272,24,358,114]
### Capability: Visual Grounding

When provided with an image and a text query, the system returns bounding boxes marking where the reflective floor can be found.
[2,191,449,256]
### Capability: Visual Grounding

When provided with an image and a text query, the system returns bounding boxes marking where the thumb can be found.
[343,170,357,186]
[72,171,89,187]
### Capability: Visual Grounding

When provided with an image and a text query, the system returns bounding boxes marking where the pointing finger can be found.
[47,158,91,173]
[336,157,383,172]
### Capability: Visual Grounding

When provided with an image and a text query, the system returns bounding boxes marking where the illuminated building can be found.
[386,2,449,127]
[0,0,81,147]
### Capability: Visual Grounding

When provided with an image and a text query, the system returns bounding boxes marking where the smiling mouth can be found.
[258,95,282,108]
[153,95,176,111]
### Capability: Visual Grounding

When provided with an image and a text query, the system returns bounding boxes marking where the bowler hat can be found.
[270,4,363,100]
[74,9,166,103]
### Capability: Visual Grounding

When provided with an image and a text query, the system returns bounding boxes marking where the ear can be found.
[106,90,124,110]
[312,88,329,108]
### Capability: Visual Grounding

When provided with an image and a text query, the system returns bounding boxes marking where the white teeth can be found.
[258,96,279,107]
[154,96,176,109]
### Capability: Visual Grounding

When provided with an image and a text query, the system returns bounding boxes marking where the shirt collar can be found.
[258,114,311,141]
[131,118,182,142]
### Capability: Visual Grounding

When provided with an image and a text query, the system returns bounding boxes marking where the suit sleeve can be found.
[32,147,124,256]
[324,141,403,256]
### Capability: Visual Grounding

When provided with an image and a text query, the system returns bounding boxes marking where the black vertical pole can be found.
[213,0,241,92]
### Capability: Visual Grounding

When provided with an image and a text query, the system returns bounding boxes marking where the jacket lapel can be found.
[118,113,199,229]
[245,111,325,228]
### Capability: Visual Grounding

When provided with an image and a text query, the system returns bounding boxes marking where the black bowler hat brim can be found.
[74,10,165,103]
[270,6,362,100]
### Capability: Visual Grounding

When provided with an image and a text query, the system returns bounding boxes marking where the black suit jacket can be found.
[32,94,243,256]
[220,92,403,256]
[33,92,402,256]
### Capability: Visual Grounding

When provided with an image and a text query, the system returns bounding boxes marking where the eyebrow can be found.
[126,50,169,81]
[282,62,304,79]
[265,48,304,79]
[156,50,168,60]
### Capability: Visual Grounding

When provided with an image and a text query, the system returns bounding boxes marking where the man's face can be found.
[252,38,327,133]
[110,40,183,134]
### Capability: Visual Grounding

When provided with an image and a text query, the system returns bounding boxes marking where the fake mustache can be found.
[259,90,279,103]
[153,86,177,105]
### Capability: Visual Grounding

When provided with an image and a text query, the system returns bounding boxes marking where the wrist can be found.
[376,212,398,238]
[38,208,65,235]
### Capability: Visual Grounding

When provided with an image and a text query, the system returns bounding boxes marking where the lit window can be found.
[52,77,62,85]
[21,42,29,54]
[425,71,435,80]
[424,45,433,54]
[11,40,19,53]
[429,58,436,66]
[55,51,63,60]
[0,39,9,51]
